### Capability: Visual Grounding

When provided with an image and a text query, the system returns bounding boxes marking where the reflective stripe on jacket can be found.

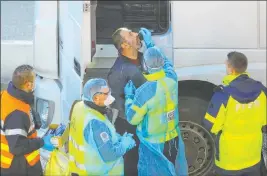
[1,90,40,169]
[203,74,267,172]
[68,101,123,175]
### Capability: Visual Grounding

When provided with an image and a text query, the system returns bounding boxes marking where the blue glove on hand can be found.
[42,135,56,151]
[121,135,136,152]
[139,27,155,48]
[116,133,122,142]
[122,132,134,138]
[124,81,136,99]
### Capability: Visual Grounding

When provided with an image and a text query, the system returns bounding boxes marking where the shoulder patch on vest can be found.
[100,132,110,143]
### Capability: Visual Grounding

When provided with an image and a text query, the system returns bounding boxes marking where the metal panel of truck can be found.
[172,1,258,49]
[33,1,58,78]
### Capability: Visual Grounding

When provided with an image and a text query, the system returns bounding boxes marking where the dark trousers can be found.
[215,169,261,176]
[1,158,43,176]
[163,136,179,164]
[215,162,262,176]
[114,118,179,176]
[115,117,139,176]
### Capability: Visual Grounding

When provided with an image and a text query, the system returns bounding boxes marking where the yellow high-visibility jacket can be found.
[203,74,267,174]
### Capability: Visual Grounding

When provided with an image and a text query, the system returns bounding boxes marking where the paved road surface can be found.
[1,1,35,41]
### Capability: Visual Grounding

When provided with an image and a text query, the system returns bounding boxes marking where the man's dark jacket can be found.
[1,82,44,176]
[107,53,146,119]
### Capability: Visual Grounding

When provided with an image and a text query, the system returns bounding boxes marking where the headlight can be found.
[36,98,55,129]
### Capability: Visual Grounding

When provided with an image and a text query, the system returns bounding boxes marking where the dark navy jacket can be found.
[107,53,146,119]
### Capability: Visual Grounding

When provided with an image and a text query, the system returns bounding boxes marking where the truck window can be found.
[96,1,169,44]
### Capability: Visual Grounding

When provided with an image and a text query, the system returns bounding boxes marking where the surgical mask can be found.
[31,83,36,93]
[141,58,149,74]
[104,94,115,106]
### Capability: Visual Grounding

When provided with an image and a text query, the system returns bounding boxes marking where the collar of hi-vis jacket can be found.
[222,72,250,86]
[143,69,166,81]
[7,82,34,105]
[83,100,108,115]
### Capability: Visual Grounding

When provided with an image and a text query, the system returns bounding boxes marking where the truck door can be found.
[59,1,97,121]
[33,1,97,132]
[33,1,59,78]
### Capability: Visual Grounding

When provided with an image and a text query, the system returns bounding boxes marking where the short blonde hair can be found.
[12,65,34,89]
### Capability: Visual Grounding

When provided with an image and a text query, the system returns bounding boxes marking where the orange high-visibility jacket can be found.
[1,90,40,169]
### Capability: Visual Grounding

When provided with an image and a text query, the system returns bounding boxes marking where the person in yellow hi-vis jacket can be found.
[203,51,267,176]
[68,78,136,176]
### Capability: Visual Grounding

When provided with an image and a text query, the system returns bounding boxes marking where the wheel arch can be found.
[178,80,217,101]
[177,80,217,175]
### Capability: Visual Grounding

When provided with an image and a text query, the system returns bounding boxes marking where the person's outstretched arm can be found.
[84,120,134,162]
[159,49,177,82]
[125,81,156,125]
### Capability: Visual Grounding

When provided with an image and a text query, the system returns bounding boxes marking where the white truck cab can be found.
[33,1,266,175]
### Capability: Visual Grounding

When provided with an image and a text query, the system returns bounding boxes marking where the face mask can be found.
[31,84,36,93]
[104,94,115,106]
[141,58,149,74]
[138,40,147,53]
[28,81,35,93]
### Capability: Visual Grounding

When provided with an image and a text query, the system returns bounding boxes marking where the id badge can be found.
[167,110,175,122]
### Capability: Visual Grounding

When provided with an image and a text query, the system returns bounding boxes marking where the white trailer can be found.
[23,1,267,175]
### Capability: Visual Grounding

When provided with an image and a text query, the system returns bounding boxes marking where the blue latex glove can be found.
[121,135,136,152]
[139,27,155,48]
[124,80,136,99]
[116,133,122,142]
[42,135,56,151]
[123,132,134,138]
[116,132,134,143]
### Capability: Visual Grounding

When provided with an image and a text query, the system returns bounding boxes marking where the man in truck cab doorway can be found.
[108,27,158,175]
[0,65,55,176]
[203,52,267,176]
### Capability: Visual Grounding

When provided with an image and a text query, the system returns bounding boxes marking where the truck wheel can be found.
[178,96,215,176]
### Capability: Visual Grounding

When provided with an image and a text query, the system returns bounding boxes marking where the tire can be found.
[260,154,267,176]
[178,96,216,176]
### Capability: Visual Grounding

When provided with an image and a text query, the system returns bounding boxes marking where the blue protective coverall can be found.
[69,101,134,175]
[124,53,188,176]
